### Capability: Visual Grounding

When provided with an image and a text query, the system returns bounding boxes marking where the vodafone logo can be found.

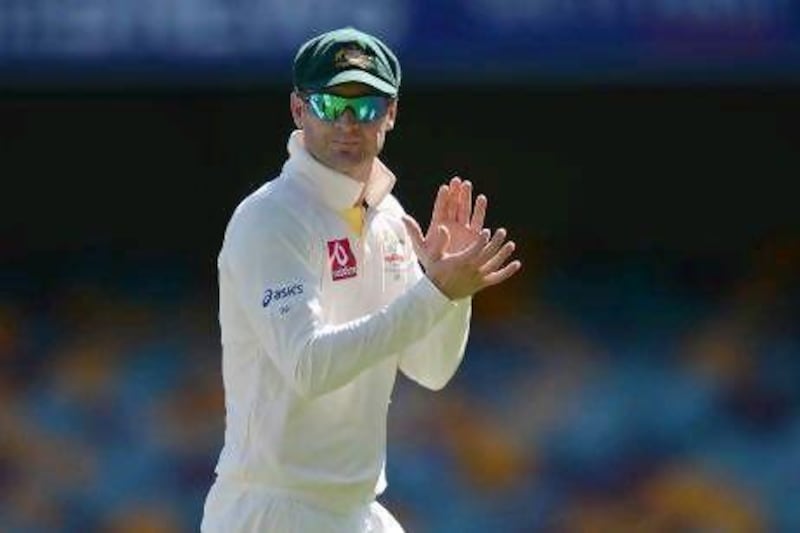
[327,238,357,281]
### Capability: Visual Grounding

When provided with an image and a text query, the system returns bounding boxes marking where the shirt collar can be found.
[283,130,396,211]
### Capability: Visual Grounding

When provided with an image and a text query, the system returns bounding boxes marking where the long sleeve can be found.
[221,201,459,399]
[398,260,472,391]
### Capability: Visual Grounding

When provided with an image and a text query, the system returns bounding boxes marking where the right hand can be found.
[402,215,522,300]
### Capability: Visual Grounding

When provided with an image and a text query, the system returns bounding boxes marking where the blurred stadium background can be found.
[1,1,799,531]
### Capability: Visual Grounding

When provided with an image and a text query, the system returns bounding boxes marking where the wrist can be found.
[425,270,460,301]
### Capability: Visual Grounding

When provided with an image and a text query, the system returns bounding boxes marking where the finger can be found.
[479,241,516,275]
[483,260,522,286]
[402,215,426,259]
[478,228,508,263]
[429,184,449,232]
[427,223,444,256]
[446,178,461,221]
[455,228,490,260]
[457,180,472,225]
[431,225,450,260]
[470,194,487,231]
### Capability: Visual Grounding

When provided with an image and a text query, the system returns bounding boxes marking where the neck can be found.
[345,164,371,206]
[346,161,373,184]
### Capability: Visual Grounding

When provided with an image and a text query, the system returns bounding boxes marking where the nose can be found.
[333,108,359,130]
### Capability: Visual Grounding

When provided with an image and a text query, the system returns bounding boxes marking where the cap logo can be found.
[334,46,374,70]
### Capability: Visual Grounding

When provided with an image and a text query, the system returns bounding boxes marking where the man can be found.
[201,27,521,532]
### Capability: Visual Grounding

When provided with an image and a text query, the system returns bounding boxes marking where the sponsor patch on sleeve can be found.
[262,281,304,312]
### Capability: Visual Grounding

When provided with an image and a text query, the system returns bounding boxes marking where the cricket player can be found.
[201,27,521,532]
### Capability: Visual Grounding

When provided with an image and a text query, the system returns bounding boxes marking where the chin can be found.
[331,150,367,167]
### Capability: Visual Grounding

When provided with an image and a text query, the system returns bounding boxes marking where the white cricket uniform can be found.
[201,130,472,532]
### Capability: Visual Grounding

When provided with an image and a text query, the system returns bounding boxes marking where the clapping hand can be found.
[402,177,521,300]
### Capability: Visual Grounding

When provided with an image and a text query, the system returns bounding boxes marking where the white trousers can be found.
[201,479,404,533]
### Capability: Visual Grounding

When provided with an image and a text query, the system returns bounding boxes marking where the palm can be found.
[437,218,479,253]
[425,177,486,255]
[401,176,521,299]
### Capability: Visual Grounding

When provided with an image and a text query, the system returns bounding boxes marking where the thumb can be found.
[430,225,450,260]
[402,215,426,259]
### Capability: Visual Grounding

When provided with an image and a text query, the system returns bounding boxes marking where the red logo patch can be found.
[327,238,357,281]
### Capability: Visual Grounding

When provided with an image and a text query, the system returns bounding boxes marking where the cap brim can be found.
[324,70,397,97]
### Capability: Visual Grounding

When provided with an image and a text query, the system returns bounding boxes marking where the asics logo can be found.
[262,282,304,308]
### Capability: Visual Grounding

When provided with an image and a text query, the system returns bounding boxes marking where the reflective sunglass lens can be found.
[307,94,388,123]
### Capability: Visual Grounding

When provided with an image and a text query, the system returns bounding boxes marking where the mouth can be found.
[331,139,360,148]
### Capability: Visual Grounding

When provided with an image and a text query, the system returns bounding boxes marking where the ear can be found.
[290,91,304,129]
[384,99,398,131]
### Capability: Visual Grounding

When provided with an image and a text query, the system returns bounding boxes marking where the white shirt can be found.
[212,130,472,513]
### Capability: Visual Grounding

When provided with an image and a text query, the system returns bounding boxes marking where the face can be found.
[290,82,398,181]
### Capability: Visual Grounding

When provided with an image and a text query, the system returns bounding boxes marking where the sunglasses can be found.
[302,92,391,123]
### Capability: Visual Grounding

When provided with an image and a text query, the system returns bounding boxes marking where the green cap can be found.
[293,27,401,97]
